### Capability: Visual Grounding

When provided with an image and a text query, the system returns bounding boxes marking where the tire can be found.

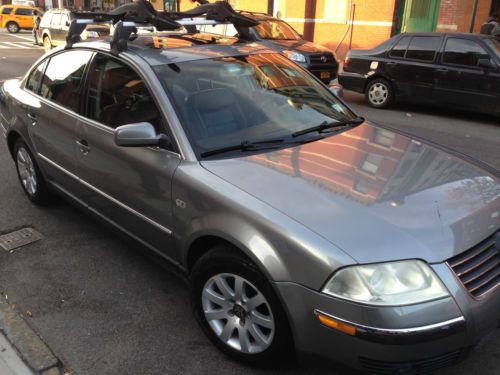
[14,140,53,205]
[43,36,52,53]
[365,78,394,109]
[191,244,292,365]
[6,22,20,33]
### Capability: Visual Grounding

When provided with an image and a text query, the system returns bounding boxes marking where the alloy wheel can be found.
[43,37,51,53]
[202,273,275,354]
[7,22,19,33]
[368,82,389,105]
[16,147,38,196]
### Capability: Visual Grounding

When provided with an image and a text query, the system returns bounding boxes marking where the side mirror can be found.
[114,122,170,149]
[477,58,496,69]
[65,20,70,26]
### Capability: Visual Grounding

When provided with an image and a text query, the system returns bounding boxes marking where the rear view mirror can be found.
[477,58,496,69]
[114,122,170,149]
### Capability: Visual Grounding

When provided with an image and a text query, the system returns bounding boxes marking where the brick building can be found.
[176,0,500,58]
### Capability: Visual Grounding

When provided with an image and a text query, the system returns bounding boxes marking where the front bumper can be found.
[274,263,500,372]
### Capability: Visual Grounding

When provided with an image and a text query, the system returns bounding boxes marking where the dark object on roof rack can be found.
[167,2,258,28]
[65,0,260,53]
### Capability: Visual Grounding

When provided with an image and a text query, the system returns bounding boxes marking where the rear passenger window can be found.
[1,7,13,14]
[40,13,52,28]
[26,60,48,94]
[389,36,411,58]
[51,14,62,27]
[86,54,162,131]
[14,8,32,16]
[40,50,93,112]
[442,38,490,67]
[406,36,441,61]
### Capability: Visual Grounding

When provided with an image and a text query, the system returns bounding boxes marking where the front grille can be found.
[447,232,499,298]
[308,53,336,66]
[360,349,465,374]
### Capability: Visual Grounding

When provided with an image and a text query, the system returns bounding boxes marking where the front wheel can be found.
[6,22,20,33]
[365,78,394,108]
[191,245,292,365]
[43,36,52,53]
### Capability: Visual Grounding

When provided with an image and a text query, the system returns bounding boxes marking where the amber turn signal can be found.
[316,311,357,336]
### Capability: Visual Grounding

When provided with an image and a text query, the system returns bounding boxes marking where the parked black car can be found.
[339,32,500,115]
[199,11,339,84]
[39,8,110,52]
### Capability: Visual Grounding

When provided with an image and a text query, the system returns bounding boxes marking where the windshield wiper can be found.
[292,117,365,138]
[200,138,287,158]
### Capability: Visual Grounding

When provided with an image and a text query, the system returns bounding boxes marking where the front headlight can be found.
[283,51,306,63]
[322,260,449,306]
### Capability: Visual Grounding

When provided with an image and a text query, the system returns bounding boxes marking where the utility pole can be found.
[469,0,479,32]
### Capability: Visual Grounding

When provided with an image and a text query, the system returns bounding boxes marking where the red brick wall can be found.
[437,0,493,32]
[180,0,396,59]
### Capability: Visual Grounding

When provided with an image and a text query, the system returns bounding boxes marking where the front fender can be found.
[172,162,356,290]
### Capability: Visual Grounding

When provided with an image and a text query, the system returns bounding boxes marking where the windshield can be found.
[485,38,500,58]
[254,20,301,40]
[154,53,356,157]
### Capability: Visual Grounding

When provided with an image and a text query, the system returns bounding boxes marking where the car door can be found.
[13,8,33,29]
[76,53,181,256]
[435,37,499,113]
[386,35,442,105]
[27,50,94,197]
[49,12,62,44]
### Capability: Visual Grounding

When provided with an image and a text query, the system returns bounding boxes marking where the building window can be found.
[361,154,383,175]
[373,129,395,148]
[323,0,348,24]
[354,179,371,195]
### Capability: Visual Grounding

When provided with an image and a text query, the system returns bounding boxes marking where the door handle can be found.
[27,113,37,126]
[387,62,398,66]
[76,139,90,154]
[436,68,448,73]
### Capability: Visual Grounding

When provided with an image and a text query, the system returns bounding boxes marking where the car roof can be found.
[72,33,276,66]
[399,31,493,39]
[45,8,70,13]
[238,11,277,21]
[1,4,37,8]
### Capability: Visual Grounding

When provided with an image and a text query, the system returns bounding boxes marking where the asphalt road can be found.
[0,31,499,374]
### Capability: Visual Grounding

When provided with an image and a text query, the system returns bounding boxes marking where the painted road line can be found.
[0,42,38,49]
[0,42,31,49]
[4,33,34,42]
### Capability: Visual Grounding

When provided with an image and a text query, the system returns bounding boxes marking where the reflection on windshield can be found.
[154,53,354,155]
[254,20,300,40]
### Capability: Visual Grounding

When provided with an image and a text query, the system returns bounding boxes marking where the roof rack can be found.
[66,0,259,54]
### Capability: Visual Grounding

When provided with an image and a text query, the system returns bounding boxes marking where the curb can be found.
[0,297,63,375]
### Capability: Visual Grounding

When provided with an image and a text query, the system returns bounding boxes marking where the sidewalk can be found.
[0,332,34,375]
[0,298,63,375]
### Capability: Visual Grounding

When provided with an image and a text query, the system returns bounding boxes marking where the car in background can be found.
[198,11,339,84]
[0,4,42,33]
[39,8,110,52]
[339,32,500,115]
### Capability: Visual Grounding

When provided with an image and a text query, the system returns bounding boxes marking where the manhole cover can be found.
[0,228,43,251]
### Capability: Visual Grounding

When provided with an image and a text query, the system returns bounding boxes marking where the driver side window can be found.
[86,54,163,132]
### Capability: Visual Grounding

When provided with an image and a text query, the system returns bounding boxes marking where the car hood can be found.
[201,123,500,264]
[263,39,334,55]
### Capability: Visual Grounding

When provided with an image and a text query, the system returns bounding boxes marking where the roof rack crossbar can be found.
[65,0,260,54]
